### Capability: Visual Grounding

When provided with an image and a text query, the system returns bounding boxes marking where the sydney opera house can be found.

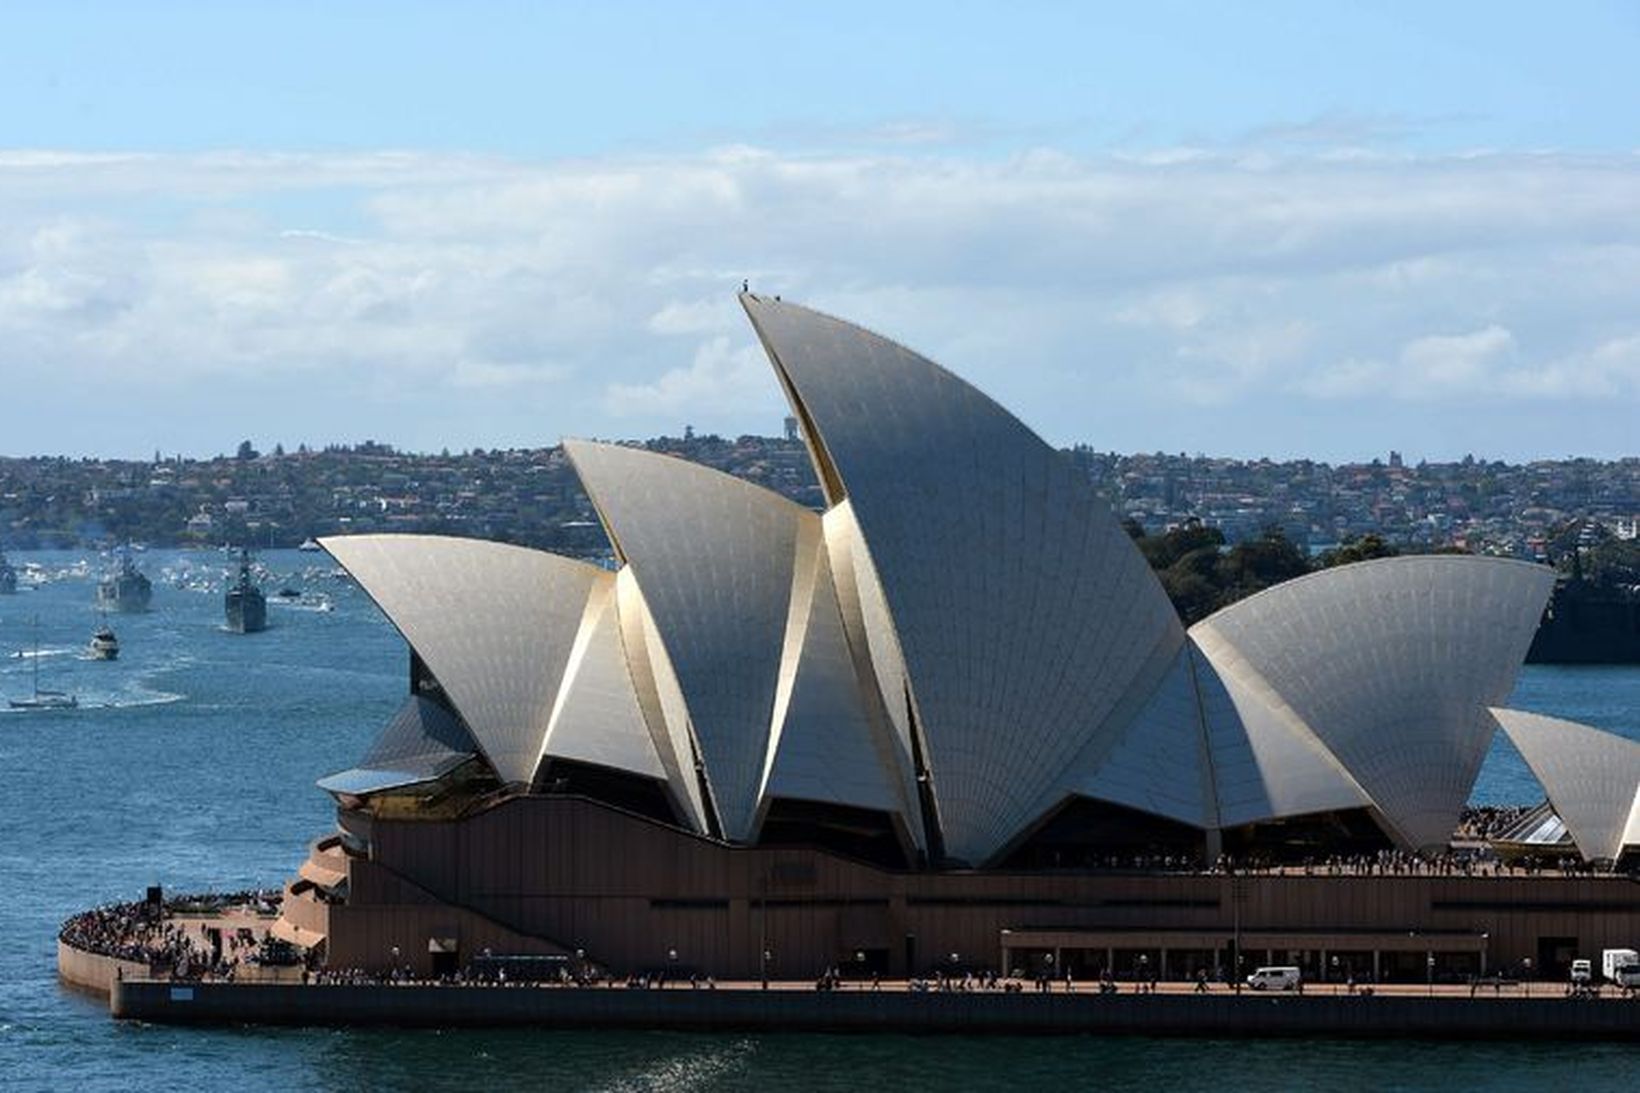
[274,294,1640,985]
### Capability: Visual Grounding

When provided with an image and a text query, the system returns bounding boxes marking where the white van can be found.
[1246,966,1302,991]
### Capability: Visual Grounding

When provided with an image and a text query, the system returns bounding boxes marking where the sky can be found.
[1,1,1637,462]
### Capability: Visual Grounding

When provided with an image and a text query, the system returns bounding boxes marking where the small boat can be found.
[297,538,323,552]
[9,619,78,709]
[88,624,120,661]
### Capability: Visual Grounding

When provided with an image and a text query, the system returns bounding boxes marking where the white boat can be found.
[9,620,78,709]
[87,624,120,661]
[297,537,323,552]
[10,689,77,710]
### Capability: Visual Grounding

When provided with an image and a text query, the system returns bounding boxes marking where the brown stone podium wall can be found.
[330,796,1640,980]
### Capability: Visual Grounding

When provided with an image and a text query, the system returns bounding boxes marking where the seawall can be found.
[58,942,150,997]
[109,980,1640,1039]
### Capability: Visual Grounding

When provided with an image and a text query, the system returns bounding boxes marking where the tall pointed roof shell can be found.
[742,293,1185,864]
[566,439,868,841]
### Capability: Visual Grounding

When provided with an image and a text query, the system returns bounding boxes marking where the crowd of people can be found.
[60,901,168,967]
[1209,847,1601,878]
[1018,805,1629,877]
[1454,805,1534,841]
[59,889,287,980]
[1037,847,1600,878]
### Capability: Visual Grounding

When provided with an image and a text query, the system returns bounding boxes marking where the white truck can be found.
[1601,949,1640,989]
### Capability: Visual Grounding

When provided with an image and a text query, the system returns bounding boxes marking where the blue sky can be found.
[2,2,1638,459]
[8,2,1636,155]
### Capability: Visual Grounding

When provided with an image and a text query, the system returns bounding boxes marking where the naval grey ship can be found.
[225,549,267,633]
[96,551,152,613]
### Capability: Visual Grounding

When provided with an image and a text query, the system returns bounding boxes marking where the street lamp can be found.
[1523,956,1533,998]
[668,948,678,989]
[390,945,400,983]
[575,948,585,986]
[1427,953,1435,996]
[1139,953,1150,993]
[761,948,771,991]
[1331,954,1340,994]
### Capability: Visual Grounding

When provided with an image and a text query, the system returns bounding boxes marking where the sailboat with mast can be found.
[9,619,78,710]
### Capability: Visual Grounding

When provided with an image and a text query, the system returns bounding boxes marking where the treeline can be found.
[1123,520,1446,625]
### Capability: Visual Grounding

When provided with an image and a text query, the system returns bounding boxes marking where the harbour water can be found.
[2,548,1638,1091]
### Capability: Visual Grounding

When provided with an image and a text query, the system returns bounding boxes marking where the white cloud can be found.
[450,359,566,389]
[1399,325,1517,395]
[1,144,1637,458]
[646,297,737,336]
[1497,333,1640,398]
[603,335,778,423]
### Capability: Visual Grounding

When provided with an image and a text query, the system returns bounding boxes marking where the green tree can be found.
[1213,526,1309,610]
[1316,533,1399,568]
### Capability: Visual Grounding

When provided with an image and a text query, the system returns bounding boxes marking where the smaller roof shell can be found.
[322,534,606,786]
[1493,707,1640,862]
[318,693,477,797]
[1190,555,1553,850]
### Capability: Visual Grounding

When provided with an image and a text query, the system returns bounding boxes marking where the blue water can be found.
[1,548,1637,1091]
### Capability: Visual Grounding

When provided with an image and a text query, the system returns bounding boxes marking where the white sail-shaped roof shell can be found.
[1028,604,1383,840]
[1188,637,1371,827]
[743,293,1185,865]
[565,439,911,844]
[759,516,919,837]
[613,566,710,833]
[1190,556,1554,850]
[323,534,605,786]
[321,295,1569,869]
[1494,708,1640,862]
[539,574,667,782]
[1033,644,1215,830]
[819,501,927,844]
